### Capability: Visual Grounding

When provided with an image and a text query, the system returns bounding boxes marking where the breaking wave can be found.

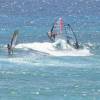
[15,42,92,56]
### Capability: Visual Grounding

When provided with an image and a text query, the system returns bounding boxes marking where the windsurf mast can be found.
[50,23,55,33]
[67,24,79,49]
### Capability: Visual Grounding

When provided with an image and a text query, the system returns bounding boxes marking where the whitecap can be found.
[15,42,92,57]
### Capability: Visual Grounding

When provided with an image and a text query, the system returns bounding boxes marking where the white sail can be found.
[11,30,19,48]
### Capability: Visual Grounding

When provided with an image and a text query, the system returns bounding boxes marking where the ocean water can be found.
[0,0,100,100]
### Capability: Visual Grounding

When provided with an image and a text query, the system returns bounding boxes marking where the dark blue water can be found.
[0,0,100,100]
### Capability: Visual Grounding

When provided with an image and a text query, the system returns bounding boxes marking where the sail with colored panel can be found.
[59,18,64,34]
[54,17,64,34]
[48,18,64,41]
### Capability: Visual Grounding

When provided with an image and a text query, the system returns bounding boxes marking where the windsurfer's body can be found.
[48,31,57,42]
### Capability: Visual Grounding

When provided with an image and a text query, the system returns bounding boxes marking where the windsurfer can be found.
[7,30,19,55]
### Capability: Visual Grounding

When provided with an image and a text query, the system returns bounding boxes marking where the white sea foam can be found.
[15,42,92,56]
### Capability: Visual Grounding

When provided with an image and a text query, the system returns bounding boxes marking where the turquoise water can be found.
[0,0,100,99]
[0,55,100,100]
[0,15,100,100]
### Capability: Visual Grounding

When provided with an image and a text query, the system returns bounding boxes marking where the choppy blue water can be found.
[0,0,100,100]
